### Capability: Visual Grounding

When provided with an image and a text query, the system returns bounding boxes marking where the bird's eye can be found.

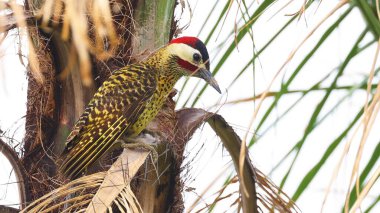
[193,53,201,63]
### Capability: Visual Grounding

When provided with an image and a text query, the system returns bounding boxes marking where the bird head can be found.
[167,36,221,93]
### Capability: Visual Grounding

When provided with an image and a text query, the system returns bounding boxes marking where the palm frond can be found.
[177,108,298,212]
[22,149,148,213]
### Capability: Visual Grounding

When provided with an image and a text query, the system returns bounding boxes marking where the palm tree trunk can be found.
[22,0,177,210]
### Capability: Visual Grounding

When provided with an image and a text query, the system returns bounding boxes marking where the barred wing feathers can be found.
[60,64,157,178]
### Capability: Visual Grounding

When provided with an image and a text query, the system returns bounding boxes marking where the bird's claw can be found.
[121,142,158,163]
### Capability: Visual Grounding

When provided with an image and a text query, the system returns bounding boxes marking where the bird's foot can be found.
[119,139,158,164]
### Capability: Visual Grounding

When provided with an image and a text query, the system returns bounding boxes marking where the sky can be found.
[0,0,379,212]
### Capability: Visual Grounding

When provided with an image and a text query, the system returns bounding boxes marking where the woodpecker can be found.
[60,36,221,178]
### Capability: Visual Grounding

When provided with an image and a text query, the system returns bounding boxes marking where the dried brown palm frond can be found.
[23,148,147,213]
[21,148,148,213]
[33,0,120,85]
[0,0,123,86]
[255,170,298,213]
[177,109,298,213]
[0,138,26,209]
[20,172,105,213]
[86,149,148,213]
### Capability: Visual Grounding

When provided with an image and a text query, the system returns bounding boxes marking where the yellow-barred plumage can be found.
[60,37,221,179]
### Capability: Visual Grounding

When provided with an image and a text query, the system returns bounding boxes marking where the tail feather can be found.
[60,117,127,179]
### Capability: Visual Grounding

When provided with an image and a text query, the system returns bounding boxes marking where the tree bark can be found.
[22,25,59,202]
[22,0,178,210]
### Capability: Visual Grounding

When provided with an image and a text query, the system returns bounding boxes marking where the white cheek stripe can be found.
[167,43,202,67]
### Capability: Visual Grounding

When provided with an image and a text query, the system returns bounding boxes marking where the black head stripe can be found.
[194,40,210,71]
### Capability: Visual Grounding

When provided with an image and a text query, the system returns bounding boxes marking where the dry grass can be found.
[21,149,149,213]
[0,0,123,86]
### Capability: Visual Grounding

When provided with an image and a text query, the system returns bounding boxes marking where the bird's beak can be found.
[196,68,221,94]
